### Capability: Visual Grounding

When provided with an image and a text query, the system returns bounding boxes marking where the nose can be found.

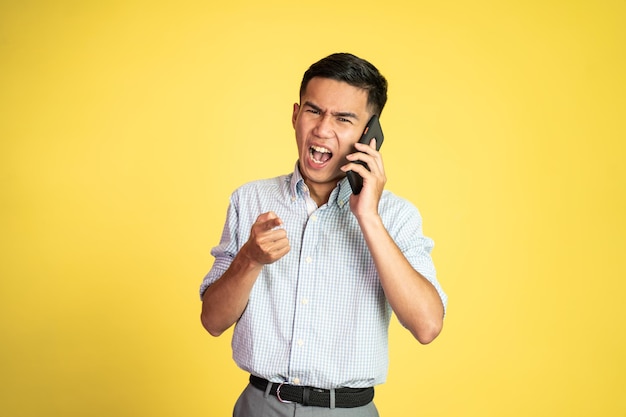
[313,114,333,138]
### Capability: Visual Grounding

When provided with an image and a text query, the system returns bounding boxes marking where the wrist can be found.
[238,242,265,270]
[356,212,384,231]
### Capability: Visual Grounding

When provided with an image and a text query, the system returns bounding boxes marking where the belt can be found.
[249,375,374,408]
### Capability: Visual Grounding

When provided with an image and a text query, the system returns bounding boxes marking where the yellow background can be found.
[1,0,624,416]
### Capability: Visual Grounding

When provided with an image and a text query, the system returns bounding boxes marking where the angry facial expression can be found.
[292,77,372,199]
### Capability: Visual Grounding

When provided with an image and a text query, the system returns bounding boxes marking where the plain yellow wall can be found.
[1,1,624,416]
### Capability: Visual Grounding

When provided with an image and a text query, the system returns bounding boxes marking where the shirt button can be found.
[297,339,304,346]
[293,378,301,385]
[301,298,309,305]
[311,214,317,221]
[305,256,312,264]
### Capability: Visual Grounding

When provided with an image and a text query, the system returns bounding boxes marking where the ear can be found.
[292,103,300,128]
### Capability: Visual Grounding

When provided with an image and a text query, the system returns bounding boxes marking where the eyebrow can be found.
[303,101,360,121]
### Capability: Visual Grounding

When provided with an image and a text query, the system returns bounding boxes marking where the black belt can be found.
[249,375,374,408]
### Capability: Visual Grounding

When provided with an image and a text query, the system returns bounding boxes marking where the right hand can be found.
[242,211,290,265]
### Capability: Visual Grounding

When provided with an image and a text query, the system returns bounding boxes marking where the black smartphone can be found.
[346,114,384,194]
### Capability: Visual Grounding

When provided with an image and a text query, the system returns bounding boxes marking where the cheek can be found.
[294,121,312,145]
[337,134,357,156]
[295,129,308,154]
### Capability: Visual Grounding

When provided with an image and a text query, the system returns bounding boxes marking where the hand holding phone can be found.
[346,115,384,194]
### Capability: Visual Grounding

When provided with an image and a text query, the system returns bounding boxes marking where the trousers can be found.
[233,383,380,417]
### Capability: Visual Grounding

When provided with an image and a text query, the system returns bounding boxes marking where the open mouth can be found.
[309,145,332,164]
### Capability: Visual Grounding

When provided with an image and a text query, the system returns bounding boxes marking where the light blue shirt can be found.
[200,165,447,389]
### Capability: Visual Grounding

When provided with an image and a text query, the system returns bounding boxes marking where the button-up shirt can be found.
[200,164,447,389]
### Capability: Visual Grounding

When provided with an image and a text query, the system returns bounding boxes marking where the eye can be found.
[306,108,321,115]
[337,117,353,124]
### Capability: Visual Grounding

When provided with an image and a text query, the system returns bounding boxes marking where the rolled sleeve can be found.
[383,196,448,315]
[199,195,242,299]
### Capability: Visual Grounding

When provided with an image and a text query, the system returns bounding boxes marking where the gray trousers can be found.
[233,383,380,417]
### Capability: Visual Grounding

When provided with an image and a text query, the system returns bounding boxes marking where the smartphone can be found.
[346,114,384,194]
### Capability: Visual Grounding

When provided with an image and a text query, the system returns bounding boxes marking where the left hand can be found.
[341,139,387,218]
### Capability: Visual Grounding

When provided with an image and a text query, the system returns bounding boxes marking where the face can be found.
[292,77,372,197]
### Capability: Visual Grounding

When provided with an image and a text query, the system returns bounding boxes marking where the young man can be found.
[200,53,447,416]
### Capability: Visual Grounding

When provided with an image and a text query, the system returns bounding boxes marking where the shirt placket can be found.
[287,208,321,386]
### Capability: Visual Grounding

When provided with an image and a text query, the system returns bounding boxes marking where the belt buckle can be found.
[276,383,294,404]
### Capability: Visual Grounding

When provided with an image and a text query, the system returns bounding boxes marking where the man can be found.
[200,52,447,416]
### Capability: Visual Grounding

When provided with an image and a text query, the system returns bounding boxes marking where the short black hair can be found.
[299,53,388,115]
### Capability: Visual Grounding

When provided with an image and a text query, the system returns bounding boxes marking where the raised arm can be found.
[342,140,444,344]
[356,213,444,344]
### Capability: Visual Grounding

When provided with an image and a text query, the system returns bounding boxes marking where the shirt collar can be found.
[290,162,352,210]
[289,162,306,199]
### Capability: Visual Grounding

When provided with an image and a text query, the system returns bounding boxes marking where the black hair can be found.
[299,53,388,115]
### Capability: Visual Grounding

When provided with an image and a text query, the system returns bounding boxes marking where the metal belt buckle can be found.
[276,383,294,404]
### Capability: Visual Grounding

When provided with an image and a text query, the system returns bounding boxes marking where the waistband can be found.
[249,375,374,408]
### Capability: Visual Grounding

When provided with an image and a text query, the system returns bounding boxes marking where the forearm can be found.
[358,214,444,344]
[201,211,290,337]
[200,245,263,337]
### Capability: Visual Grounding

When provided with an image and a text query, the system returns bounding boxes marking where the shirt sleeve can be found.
[383,196,448,315]
[199,192,241,299]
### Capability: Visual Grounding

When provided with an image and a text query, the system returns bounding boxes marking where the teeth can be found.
[311,145,331,153]
[310,145,332,164]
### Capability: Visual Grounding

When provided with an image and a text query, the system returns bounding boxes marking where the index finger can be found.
[256,211,283,230]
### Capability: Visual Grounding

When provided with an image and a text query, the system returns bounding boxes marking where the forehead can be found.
[302,77,370,114]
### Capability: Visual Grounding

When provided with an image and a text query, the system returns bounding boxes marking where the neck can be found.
[305,180,339,207]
